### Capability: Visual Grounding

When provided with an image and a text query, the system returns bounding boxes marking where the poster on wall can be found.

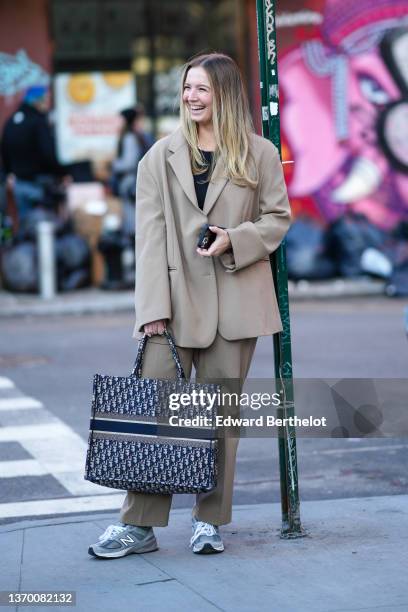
[54,71,136,164]
[278,0,408,230]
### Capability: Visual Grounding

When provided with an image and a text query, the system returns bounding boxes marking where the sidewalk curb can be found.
[0,289,135,318]
[288,277,386,300]
[0,278,387,318]
[0,511,118,534]
[1,494,405,534]
[0,502,270,534]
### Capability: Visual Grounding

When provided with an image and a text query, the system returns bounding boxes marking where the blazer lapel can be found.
[167,146,199,210]
[167,129,200,210]
[167,127,229,215]
[203,156,228,215]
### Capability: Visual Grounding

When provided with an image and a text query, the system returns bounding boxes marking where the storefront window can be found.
[51,0,244,133]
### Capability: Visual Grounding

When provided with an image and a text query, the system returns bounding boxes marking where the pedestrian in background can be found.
[89,52,291,558]
[111,105,153,236]
[0,85,64,229]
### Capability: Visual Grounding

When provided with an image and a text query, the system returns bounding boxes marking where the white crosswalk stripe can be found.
[0,494,125,520]
[0,459,48,478]
[0,377,122,521]
[0,377,15,389]
[0,397,43,411]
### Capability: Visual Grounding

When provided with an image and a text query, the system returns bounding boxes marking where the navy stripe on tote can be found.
[89,418,216,440]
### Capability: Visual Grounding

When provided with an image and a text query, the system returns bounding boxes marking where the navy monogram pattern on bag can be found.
[84,330,219,494]
[86,436,217,493]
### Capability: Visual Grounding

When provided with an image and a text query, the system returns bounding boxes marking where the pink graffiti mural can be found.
[280,0,408,230]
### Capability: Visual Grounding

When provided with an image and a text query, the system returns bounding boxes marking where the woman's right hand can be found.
[144,319,167,337]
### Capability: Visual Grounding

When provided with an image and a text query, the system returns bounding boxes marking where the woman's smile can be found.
[183,66,213,124]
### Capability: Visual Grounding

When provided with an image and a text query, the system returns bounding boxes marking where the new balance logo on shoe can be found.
[88,524,159,558]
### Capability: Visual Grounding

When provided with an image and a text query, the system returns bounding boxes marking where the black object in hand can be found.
[197,224,226,249]
[197,224,216,249]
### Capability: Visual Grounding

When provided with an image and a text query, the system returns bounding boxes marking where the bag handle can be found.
[132,329,186,379]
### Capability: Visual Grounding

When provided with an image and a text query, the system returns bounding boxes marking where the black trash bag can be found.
[16,208,65,242]
[1,242,38,292]
[286,217,336,280]
[56,233,90,272]
[383,221,408,271]
[385,259,408,296]
[56,233,91,291]
[59,268,90,292]
[97,230,129,290]
[392,221,408,241]
[326,213,387,277]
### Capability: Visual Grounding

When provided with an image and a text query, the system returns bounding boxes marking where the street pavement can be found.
[0,370,406,526]
[0,298,407,523]
[0,291,407,610]
[1,495,407,612]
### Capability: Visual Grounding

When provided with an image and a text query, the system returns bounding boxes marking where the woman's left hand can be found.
[196,226,232,257]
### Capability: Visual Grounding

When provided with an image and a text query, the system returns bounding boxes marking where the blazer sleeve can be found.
[219,141,292,272]
[134,160,172,332]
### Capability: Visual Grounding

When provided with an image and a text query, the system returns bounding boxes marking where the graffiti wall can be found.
[0,0,51,131]
[278,0,408,230]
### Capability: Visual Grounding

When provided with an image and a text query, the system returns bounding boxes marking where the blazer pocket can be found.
[168,266,177,271]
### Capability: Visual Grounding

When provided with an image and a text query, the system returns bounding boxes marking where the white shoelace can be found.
[98,524,127,543]
[190,521,218,546]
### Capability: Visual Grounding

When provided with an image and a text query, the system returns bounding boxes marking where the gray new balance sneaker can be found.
[88,523,158,558]
[190,518,224,554]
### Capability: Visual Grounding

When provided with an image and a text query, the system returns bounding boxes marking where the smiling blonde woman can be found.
[88,52,291,559]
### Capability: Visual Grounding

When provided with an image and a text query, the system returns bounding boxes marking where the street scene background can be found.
[0,2,408,610]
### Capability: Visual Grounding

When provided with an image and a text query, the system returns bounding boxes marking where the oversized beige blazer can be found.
[133,126,292,348]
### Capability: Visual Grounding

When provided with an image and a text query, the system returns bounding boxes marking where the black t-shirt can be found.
[193,149,213,210]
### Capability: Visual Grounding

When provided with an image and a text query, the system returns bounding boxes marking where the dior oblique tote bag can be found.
[84,330,219,493]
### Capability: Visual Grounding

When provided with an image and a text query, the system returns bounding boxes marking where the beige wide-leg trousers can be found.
[119,332,257,527]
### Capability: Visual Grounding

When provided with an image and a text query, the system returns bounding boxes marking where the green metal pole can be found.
[255,0,304,538]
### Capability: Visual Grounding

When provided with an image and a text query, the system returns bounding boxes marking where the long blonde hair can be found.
[179,52,258,189]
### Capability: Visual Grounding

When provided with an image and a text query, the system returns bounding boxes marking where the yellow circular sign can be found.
[103,72,131,89]
[67,74,95,104]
